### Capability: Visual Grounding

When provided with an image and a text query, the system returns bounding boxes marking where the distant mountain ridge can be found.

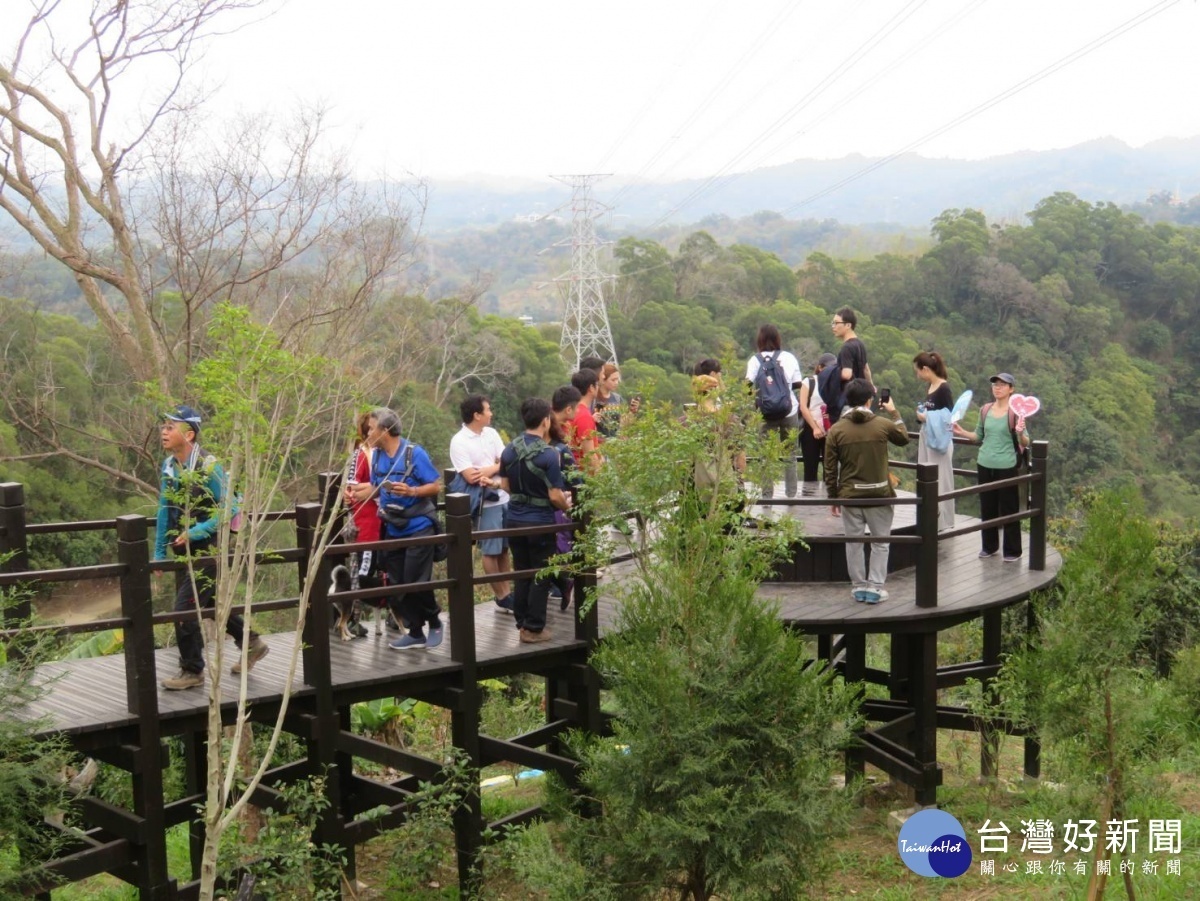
[421,137,1200,231]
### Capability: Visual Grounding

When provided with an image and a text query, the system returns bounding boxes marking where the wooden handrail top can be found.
[0,615,132,640]
[17,509,299,539]
[324,578,457,606]
[325,531,455,556]
[24,518,148,535]
[755,495,916,507]
[942,473,1041,502]
[937,509,1041,541]
[0,562,125,587]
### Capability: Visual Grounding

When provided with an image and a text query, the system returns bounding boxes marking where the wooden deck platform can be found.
[22,502,1059,741]
[1,453,1060,898]
[21,600,594,742]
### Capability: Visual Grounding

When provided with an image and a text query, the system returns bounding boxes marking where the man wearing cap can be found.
[953,372,1031,561]
[156,406,268,691]
[346,408,445,650]
[825,379,909,603]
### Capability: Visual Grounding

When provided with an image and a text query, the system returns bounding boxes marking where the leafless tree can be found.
[0,0,423,488]
[424,281,519,408]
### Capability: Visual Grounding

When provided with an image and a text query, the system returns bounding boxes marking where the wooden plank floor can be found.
[20,501,1059,738]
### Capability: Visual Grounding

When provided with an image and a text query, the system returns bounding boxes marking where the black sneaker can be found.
[494,593,514,614]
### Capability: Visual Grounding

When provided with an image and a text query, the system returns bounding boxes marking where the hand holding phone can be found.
[879,388,891,404]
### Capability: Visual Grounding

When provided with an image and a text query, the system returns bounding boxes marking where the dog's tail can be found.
[330,564,351,594]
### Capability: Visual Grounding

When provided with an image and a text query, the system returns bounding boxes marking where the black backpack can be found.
[816,363,845,423]
[753,352,793,420]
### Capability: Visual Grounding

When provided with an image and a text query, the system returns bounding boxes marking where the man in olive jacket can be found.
[824,379,909,603]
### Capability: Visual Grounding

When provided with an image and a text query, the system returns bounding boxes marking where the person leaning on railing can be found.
[952,372,1032,562]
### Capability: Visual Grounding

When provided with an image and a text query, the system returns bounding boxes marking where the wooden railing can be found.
[750,437,1049,607]
[0,477,596,720]
[0,437,1046,706]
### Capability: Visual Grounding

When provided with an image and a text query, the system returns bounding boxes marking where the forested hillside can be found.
[2,190,1199,566]
[603,192,1200,519]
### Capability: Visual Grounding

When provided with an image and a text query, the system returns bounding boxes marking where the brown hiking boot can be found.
[231,637,269,675]
[519,628,552,644]
[162,669,205,691]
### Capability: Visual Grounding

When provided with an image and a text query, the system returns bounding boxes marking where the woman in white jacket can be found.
[912,351,955,530]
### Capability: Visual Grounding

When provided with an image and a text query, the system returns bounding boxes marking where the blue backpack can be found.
[753,352,793,420]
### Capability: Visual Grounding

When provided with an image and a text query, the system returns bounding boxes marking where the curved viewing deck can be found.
[0,438,1059,899]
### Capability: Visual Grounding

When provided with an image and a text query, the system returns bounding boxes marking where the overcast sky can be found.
[197,0,1200,183]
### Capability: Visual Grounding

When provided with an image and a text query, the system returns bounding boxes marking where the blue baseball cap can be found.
[165,405,202,432]
[990,373,1015,386]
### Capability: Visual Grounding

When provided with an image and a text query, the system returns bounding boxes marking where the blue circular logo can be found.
[897,809,972,878]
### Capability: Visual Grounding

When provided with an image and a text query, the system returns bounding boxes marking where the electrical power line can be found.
[607,0,804,210]
[779,0,1183,216]
[641,0,929,230]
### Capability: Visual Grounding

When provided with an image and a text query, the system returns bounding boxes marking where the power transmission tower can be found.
[551,174,617,370]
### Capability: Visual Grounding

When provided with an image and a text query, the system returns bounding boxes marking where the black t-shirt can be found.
[925,383,953,411]
[838,338,868,383]
[500,435,564,524]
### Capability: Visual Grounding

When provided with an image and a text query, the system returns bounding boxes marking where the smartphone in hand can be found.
[879,388,891,404]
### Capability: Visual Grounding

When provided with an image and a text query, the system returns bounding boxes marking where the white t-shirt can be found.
[449,425,509,507]
[745,350,802,419]
[802,375,825,418]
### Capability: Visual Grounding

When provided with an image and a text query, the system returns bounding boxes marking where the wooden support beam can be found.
[478,736,580,784]
[487,805,546,835]
[79,797,146,844]
[336,731,444,781]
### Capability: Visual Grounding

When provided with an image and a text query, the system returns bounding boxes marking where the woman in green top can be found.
[952,372,1031,561]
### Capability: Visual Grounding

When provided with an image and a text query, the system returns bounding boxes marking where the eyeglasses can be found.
[831,320,846,326]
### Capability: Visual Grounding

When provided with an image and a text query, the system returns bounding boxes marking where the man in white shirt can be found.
[449,395,513,612]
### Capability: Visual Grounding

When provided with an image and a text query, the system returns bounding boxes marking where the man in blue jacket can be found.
[346,408,445,650]
[156,406,267,690]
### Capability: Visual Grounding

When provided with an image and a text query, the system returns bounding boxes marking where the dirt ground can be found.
[36,578,122,626]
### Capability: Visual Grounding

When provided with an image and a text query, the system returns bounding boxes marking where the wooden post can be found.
[909,631,940,806]
[843,633,866,785]
[442,491,483,892]
[979,609,1001,779]
[296,502,328,688]
[295,499,342,896]
[182,730,207,882]
[444,493,477,667]
[1024,600,1042,779]
[0,482,32,660]
[914,462,939,608]
[115,513,175,899]
[573,495,599,646]
[117,515,158,715]
[1029,440,1048,572]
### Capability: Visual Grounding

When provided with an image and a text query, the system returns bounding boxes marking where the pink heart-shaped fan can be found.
[1010,394,1041,418]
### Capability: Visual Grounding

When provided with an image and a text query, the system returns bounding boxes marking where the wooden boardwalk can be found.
[20,601,593,741]
[22,514,1058,740]
[0,449,1060,898]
